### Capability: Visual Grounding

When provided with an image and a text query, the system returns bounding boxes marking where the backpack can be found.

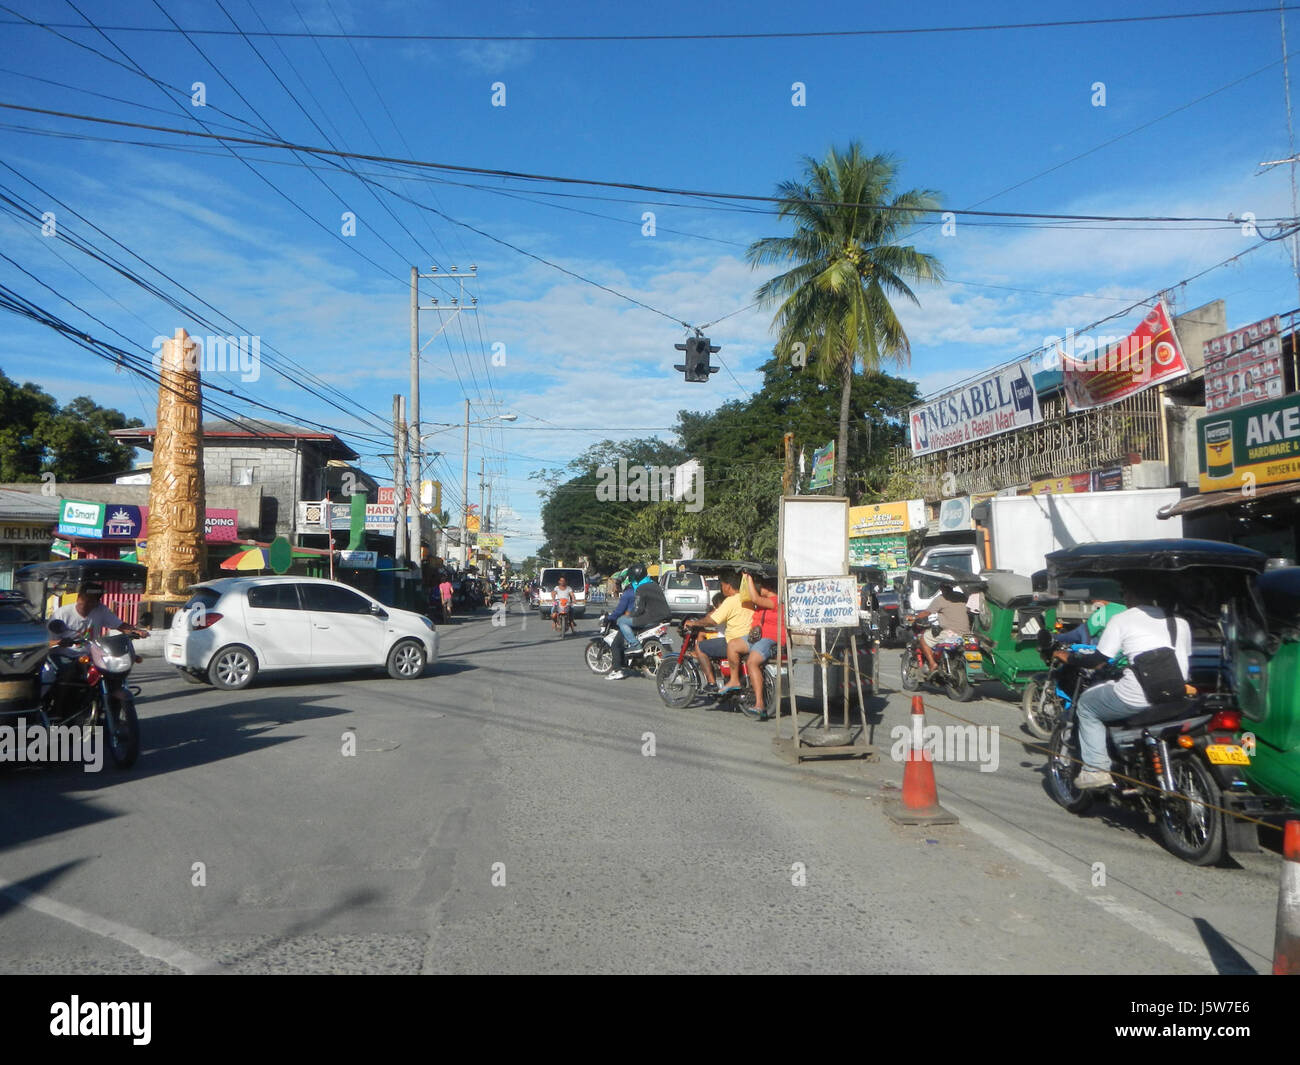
[1128,614,1185,704]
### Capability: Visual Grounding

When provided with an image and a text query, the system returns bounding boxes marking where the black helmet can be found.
[628,563,647,583]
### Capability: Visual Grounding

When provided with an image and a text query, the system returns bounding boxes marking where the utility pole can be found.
[410,264,479,569]
[460,397,470,569]
[783,432,794,495]
[394,394,407,564]
[408,267,420,573]
[479,457,486,556]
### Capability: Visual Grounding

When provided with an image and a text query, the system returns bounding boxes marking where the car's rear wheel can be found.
[209,645,257,691]
[387,638,427,679]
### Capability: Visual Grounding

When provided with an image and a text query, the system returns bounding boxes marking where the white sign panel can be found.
[785,575,859,630]
[909,361,1040,457]
[779,496,849,578]
[339,550,377,569]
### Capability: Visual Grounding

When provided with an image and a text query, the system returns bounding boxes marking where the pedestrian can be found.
[439,575,454,620]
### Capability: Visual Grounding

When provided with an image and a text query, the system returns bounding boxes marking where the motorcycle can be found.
[36,620,142,769]
[900,614,982,702]
[1041,537,1293,866]
[1020,630,1095,741]
[655,623,776,719]
[585,614,672,677]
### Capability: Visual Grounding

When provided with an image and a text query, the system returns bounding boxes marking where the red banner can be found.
[1061,300,1187,411]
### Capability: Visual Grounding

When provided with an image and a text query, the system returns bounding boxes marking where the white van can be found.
[537,567,588,619]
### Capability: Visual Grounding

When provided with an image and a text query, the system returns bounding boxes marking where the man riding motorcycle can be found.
[1072,576,1193,790]
[916,580,972,677]
[606,564,672,680]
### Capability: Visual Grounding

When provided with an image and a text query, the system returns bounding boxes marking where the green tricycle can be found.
[1249,566,1300,808]
[969,570,1059,715]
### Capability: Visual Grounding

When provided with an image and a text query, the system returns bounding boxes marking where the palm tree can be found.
[747,143,943,495]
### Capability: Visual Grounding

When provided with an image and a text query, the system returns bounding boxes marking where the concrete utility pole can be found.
[394,394,407,564]
[408,267,420,569]
[479,457,486,558]
[410,265,478,569]
[460,398,470,569]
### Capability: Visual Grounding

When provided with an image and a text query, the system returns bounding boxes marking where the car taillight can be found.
[86,664,101,685]
[194,612,223,629]
[1208,710,1242,732]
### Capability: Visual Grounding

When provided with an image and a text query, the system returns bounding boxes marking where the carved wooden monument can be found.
[142,328,206,621]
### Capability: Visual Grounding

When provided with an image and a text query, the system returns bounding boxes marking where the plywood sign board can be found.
[779,496,849,578]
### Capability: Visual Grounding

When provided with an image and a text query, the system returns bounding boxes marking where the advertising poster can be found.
[848,500,924,537]
[1204,316,1284,414]
[809,442,835,489]
[1061,300,1187,412]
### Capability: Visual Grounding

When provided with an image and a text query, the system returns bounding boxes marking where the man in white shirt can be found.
[48,582,148,640]
[1073,577,1192,789]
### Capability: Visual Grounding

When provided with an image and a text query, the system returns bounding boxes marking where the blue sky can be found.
[2,0,1300,557]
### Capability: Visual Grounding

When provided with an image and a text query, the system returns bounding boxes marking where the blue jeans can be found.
[617,616,640,649]
[1075,680,1139,771]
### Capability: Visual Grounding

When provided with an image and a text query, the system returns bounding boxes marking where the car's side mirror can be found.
[371,604,388,620]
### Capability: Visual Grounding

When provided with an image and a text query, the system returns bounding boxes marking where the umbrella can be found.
[220,547,270,571]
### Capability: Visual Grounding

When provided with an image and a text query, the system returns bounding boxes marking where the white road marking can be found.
[938,801,1218,972]
[0,874,218,974]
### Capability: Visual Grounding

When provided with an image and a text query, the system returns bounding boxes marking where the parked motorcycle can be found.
[900,614,982,702]
[655,623,776,718]
[585,614,672,677]
[37,620,142,769]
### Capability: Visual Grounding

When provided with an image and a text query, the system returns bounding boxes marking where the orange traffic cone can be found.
[885,695,958,826]
[1274,820,1300,975]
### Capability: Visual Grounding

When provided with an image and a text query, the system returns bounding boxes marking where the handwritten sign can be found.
[786,575,859,630]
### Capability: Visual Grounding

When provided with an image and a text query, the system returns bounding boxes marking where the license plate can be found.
[964,652,983,663]
[166,645,181,662]
[1205,744,1250,766]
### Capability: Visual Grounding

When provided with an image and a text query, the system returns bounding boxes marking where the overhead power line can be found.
[1,7,1295,40]
[0,102,1290,227]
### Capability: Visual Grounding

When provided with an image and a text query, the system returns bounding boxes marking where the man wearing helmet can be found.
[607,564,672,680]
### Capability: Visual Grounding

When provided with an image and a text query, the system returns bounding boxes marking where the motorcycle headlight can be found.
[100,653,133,672]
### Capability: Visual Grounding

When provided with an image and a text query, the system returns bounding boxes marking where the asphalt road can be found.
[0,603,1286,974]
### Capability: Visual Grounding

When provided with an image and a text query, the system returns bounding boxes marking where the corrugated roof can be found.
[0,488,61,521]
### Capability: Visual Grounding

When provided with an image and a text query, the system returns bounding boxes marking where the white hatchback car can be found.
[165,576,439,690]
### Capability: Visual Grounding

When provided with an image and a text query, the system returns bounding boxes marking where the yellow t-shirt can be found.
[711,594,755,642]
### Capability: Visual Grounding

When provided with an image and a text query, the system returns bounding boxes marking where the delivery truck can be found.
[908,488,1185,608]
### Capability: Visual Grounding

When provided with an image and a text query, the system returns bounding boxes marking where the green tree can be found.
[746,143,943,494]
[0,369,142,481]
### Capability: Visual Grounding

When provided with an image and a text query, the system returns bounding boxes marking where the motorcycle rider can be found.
[916,579,971,677]
[684,570,753,693]
[606,564,671,680]
[604,575,638,681]
[48,581,148,641]
[1073,576,1193,790]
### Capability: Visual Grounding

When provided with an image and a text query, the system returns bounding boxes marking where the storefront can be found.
[55,498,241,570]
[0,489,59,589]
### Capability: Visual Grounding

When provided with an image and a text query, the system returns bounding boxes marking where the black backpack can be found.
[1128,614,1185,704]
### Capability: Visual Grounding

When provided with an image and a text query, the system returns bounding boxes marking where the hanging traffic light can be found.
[674,335,721,382]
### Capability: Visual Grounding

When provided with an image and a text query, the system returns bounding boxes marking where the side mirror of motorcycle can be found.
[48,618,68,637]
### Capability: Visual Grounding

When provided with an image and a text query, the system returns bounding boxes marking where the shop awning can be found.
[1157,481,1300,518]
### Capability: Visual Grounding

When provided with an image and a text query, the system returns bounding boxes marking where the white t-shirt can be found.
[1096,605,1192,707]
[552,586,574,609]
[49,602,127,639]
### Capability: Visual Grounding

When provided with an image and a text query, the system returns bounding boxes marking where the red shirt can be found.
[754,595,784,643]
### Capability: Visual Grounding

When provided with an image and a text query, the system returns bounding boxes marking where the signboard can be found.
[1,523,53,543]
[57,500,105,539]
[1091,466,1124,492]
[809,441,835,489]
[849,533,908,578]
[785,576,859,630]
[298,501,327,532]
[937,496,972,531]
[1204,315,1284,414]
[909,361,1040,457]
[467,515,481,533]
[848,500,924,537]
[339,550,377,569]
[364,503,397,530]
[420,480,441,513]
[1028,473,1092,495]
[478,534,504,549]
[1062,300,1187,412]
[1198,392,1300,492]
[103,504,144,538]
[779,496,849,579]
